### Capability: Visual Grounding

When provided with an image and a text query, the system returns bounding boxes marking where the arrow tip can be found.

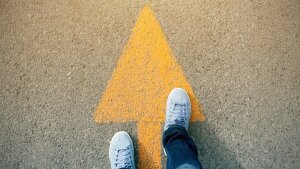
[93,4,205,124]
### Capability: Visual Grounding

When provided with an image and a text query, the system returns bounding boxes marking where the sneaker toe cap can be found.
[168,88,190,104]
[110,131,132,149]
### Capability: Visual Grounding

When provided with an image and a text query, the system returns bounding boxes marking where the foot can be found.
[164,88,191,131]
[109,131,135,169]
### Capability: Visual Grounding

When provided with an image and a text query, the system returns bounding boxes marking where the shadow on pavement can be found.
[190,122,244,169]
[161,122,244,169]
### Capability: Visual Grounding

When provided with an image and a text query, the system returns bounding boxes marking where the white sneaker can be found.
[109,131,135,169]
[164,88,191,131]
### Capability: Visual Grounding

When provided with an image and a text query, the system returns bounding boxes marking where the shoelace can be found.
[167,103,187,129]
[114,146,133,169]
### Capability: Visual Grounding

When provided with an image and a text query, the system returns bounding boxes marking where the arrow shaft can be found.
[137,121,162,169]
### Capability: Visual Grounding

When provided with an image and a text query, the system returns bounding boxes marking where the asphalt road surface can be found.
[0,0,299,168]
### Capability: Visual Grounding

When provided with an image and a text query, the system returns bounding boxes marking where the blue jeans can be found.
[162,125,203,169]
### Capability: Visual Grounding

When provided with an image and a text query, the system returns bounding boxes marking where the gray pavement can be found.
[0,0,299,168]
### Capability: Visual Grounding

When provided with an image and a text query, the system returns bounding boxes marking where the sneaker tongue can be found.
[119,167,132,169]
[173,104,183,114]
[116,148,132,169]
[173,104,186,126]
[116,160,131,169]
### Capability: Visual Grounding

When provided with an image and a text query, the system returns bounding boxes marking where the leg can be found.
[163,88,203,169]
[163,125,202,169]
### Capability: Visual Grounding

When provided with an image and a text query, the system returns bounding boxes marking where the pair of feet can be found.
[109,88,191,169]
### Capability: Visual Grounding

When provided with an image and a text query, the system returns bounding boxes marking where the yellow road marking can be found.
[94,5,205,169]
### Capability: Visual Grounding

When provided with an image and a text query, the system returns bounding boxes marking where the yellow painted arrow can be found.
[94,5,205,169]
